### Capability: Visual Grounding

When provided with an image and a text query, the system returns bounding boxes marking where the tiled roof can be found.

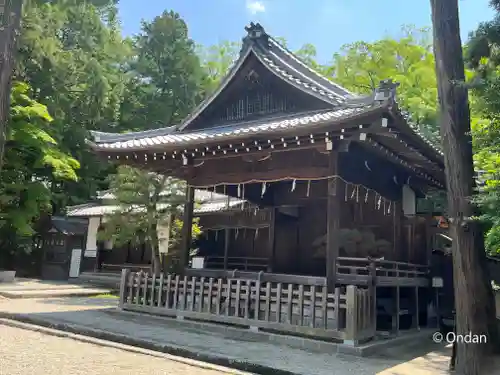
[51,216,87,235]
[172,24,356,133]
[66,198,246,218]
[253,40,347,104]
[88,23,368,150]
[97,189,230,203]
[92,126,177,144]
[89,105,377,151]
[85,23,444,179]
[266,36,354,98]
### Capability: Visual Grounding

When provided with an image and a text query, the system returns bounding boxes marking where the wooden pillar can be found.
[180,185,195,272]
[326,151,341,292]
[393,201,402,261]
[267,208,276,272]
[413,286,420,330]
[223,228,230,270]
[392,285,400,335]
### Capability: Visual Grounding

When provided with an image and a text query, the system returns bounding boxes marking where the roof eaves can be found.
[89,105,384,152]
[177,46,255,132]
[91,126,178,144]
[390,105,445,165]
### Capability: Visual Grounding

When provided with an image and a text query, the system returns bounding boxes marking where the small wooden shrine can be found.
[35,216,87,280]
[87,23,446,344]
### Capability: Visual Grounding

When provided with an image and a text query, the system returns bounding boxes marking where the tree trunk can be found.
[148,223,162,277]
[430,1,500,374]
[0,0,23,172]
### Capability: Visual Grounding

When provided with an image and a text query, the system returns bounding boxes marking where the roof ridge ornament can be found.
[374,79,400,103]
[242,22,269,51]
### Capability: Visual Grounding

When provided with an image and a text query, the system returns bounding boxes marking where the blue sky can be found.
[118,0,495,63]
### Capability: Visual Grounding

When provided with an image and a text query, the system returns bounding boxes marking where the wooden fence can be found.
[118,269,376,345]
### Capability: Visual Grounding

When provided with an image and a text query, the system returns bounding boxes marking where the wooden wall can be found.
[401,216,429,264]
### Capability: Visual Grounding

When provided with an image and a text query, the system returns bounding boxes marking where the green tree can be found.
[119,10,206,132]
[100,166,201,275]
[327,26,440,142]
[99,10,208,273]
[295,43,328,75]
[466,3,500,255]
[0,82,79,266]
[197,40,240,94]
[17,0,131,207]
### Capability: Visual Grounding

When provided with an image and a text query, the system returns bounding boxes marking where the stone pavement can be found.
[0,296,453,375]
[0,324,251,375]
[0,278,112,298]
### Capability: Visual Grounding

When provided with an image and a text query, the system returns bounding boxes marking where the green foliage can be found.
[327,26,440,143]
[101,166,185,245]
[11,2,500,263]
[18,0,131,207]
[100,166,201,271]
[197,40,240,94]
[0,82,78,260]
[295,43,328,74]
[119,10,206,131]
[466,7,500,254]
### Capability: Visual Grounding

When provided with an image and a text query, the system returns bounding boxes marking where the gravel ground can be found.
[0,325,249,375]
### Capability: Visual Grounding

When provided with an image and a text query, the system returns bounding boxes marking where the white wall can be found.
[84,217,100,257]
[158,216,171,254]
[402,185,416,216]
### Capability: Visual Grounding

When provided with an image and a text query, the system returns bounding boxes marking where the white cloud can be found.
[246,0,266,15]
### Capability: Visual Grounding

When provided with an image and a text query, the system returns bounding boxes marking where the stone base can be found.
[0,271,16,283]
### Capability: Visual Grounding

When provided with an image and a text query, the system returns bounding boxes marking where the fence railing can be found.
[118,269,376,345]
[204,256,268,271]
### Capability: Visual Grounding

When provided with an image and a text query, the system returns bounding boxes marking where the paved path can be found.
[0,278,111,298]
[0,296,453,375]
[0,325,250,375]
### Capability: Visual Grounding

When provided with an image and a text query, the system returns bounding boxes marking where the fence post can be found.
[344,285,358,346]
[118,268,131,310]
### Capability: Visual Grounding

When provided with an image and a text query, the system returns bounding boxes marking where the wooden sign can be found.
[432,277,444,288]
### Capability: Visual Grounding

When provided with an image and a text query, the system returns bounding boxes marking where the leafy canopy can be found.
[327,26,439,142]
[0,82,79,241]
[101,166,202,273]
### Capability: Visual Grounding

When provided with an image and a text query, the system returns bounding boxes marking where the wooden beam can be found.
[326,151,341,292]
[190,167,331,187]
[180,186,195,271]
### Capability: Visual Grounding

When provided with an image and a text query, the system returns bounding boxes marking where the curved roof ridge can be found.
[251,44,342,105]
[267,36,356,98]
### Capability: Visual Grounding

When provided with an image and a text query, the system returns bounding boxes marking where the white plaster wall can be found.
[84,217,100,257]
[158,221,170,254]
[402,185,416,216]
